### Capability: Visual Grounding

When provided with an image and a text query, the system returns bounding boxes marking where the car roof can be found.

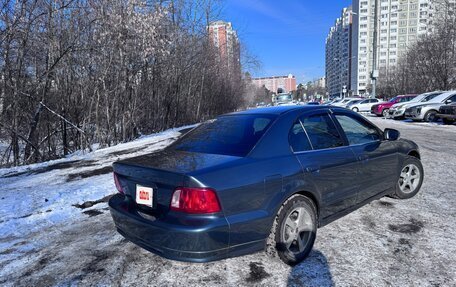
[226,105,329,116]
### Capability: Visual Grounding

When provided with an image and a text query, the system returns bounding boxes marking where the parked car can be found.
[436,102,456,124]
[307,101,320,105]
[371,94,417,117]
[349,98,381,112]
[405,91,456,122]
[387,91,443,120]
[331,97,362,107]
[109,106,424,265]
[344,99,363,109]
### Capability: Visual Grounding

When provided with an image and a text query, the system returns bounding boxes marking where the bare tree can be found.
[378,1,456,97]
[0,0,248,166]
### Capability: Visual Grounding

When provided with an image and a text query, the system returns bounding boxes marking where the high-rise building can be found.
[350,0,455,96]
[313,77,326,89]
[208,21,240,70]
[252,74,297,93]
[326,0,456,97]
[325,6,353,98]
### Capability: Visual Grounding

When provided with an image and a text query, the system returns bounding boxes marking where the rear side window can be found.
[171,114,276,157]
[335,114,381,145]
[300,113,344,150]
[289,121,312,152]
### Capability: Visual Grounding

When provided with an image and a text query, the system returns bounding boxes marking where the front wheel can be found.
[352,107,359,112]
[392,156,424,199]
[266,195,317,265]
[382,109,390,117]
[423,110,437,122]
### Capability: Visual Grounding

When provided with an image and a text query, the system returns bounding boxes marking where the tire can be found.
[266,194,317,265]
[352,107,359,112]
[391,156,424,199]
[442,118,455,125]
[382,109,390,117]
[423,110,437,122]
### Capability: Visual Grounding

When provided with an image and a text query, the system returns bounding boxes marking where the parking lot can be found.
[0,116,455,287]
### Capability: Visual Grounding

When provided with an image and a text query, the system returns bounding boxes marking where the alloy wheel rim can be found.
[399,164,421,194]
[282,207,314,254]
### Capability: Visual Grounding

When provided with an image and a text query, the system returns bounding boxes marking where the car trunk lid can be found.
[113,150,242,215]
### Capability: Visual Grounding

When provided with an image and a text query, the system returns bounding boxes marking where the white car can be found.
[388,91,443,119]
[350,98,382,112]
[331,97,364,107]
[405,91,456,122]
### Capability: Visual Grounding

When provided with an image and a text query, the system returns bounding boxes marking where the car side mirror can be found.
[445,99,453,104]
[384,128,400,141]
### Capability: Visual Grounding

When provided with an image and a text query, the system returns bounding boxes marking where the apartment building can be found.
[208,21,241,70]
[350,0,454,96]
[325,6,353,98]
[252,74,297,93]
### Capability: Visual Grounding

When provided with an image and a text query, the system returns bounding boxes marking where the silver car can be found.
[405,91,456,122]
[388,91,443,120]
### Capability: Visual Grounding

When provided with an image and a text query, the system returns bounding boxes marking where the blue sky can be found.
[222,0,352,84]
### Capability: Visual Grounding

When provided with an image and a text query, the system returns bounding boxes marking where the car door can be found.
[359,99,374,111]
[292,111,359,220]
[332,111,399,203]
[355,99,367,111]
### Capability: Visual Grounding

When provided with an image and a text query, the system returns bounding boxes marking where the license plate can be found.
[136,185,153,207]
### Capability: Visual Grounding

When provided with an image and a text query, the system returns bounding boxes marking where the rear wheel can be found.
[352,107,359,112]
[423,110,437,122]
[266,195,317,265]
[392,156,424,199]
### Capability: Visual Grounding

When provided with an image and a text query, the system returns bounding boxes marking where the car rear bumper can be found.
[109,193,231,262]
[370,109,381,115]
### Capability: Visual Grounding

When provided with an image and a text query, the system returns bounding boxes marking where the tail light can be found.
[113,172,124,194]
[170,187,221,214]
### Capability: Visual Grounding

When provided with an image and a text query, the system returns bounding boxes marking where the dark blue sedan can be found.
[109,106,424,265]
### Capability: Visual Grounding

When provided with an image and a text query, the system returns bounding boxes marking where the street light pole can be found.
[371,0,379,99]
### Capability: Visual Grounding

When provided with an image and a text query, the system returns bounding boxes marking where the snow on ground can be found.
[0,117,455,287]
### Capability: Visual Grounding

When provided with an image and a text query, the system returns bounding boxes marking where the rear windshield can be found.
[170,114,277,157]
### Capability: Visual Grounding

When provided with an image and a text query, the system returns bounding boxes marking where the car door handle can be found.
[305,165,320,173]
